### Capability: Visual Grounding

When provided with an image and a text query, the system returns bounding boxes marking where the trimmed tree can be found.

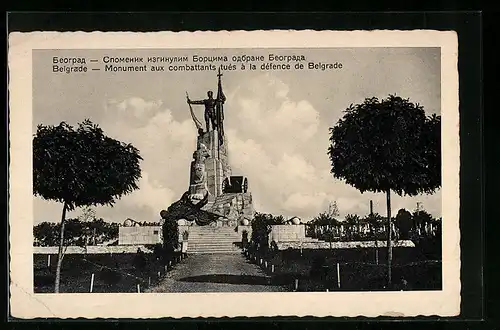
[328,95,441,286]
[33,119,142,292]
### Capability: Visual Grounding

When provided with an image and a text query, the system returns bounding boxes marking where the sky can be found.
[32,47,441,224]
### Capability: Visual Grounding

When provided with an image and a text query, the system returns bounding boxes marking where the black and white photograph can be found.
[8,30,460,318]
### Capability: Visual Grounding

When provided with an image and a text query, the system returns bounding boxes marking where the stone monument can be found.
[161,70,255,227]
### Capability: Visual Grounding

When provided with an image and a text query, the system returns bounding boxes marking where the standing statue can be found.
[186,69,226,146]
[187,91,218,133]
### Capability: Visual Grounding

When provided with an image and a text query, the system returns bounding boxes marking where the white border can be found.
[8,30,460,318]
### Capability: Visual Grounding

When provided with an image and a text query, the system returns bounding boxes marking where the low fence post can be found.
[271,264,275,273]
[137,283,141,293]
[294,278,299,291]
[337,263,341,289]
[47,255,51,268]
[89,273,95,293]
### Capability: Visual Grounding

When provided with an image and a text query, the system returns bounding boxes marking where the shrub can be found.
[251,212,284,251]
[162,219,179,254]
[395,209,413,239]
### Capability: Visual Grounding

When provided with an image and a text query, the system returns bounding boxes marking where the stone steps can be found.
[188,233,240,237]
[188,229,238,233]
[189,241,239,246]
[188,250,242,254]
[186,226,243,254]
[187,242,240,246]
[189,234,239,237]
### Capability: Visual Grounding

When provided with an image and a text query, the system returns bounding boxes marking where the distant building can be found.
[118,218,162,245]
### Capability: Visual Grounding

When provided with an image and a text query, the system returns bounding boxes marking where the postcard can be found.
[8,30,459,318]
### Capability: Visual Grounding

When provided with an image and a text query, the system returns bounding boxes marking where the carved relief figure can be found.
[188,143,210,205]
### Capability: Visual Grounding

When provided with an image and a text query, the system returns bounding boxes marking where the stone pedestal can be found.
[201,192,255,224]
[198,129,231,198]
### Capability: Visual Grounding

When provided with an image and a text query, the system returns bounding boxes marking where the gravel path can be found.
[147,253,285,292]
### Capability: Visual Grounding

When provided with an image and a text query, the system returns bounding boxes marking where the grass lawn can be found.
[34,252,171,293]
[251,246,442,292]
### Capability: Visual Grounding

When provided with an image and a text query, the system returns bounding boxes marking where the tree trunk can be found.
[54,201,67,293]
[386,189,392,287]
[370,200,379,264]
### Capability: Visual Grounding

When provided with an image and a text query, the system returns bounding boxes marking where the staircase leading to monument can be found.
[187,226,243,254]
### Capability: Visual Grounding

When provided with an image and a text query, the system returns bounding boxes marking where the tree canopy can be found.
[412,209,435,232]
[311,212,339,226]
[344,214,361,225]
[33,119,143,211]
[328,95,441,196]
[33,218,119,247]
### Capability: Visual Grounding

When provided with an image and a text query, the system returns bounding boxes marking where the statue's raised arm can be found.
[187,98,205,105]
[187,90,217,132]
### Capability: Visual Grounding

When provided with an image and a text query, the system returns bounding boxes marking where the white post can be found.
[137,284,141,293]
[47,255,51,268]
[259,258,262,265]
[158,271,161,277]
[294,278,299,291]
[337,263,341,288]
[148,277,151,287]
[265,261,268,268]
[271,265,275,273]
[90,273,95,293]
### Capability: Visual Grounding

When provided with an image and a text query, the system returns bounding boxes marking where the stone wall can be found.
[118,226,162,245]
[275,240,416,250]
[269,225,306,244]
[33,245,154,254]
